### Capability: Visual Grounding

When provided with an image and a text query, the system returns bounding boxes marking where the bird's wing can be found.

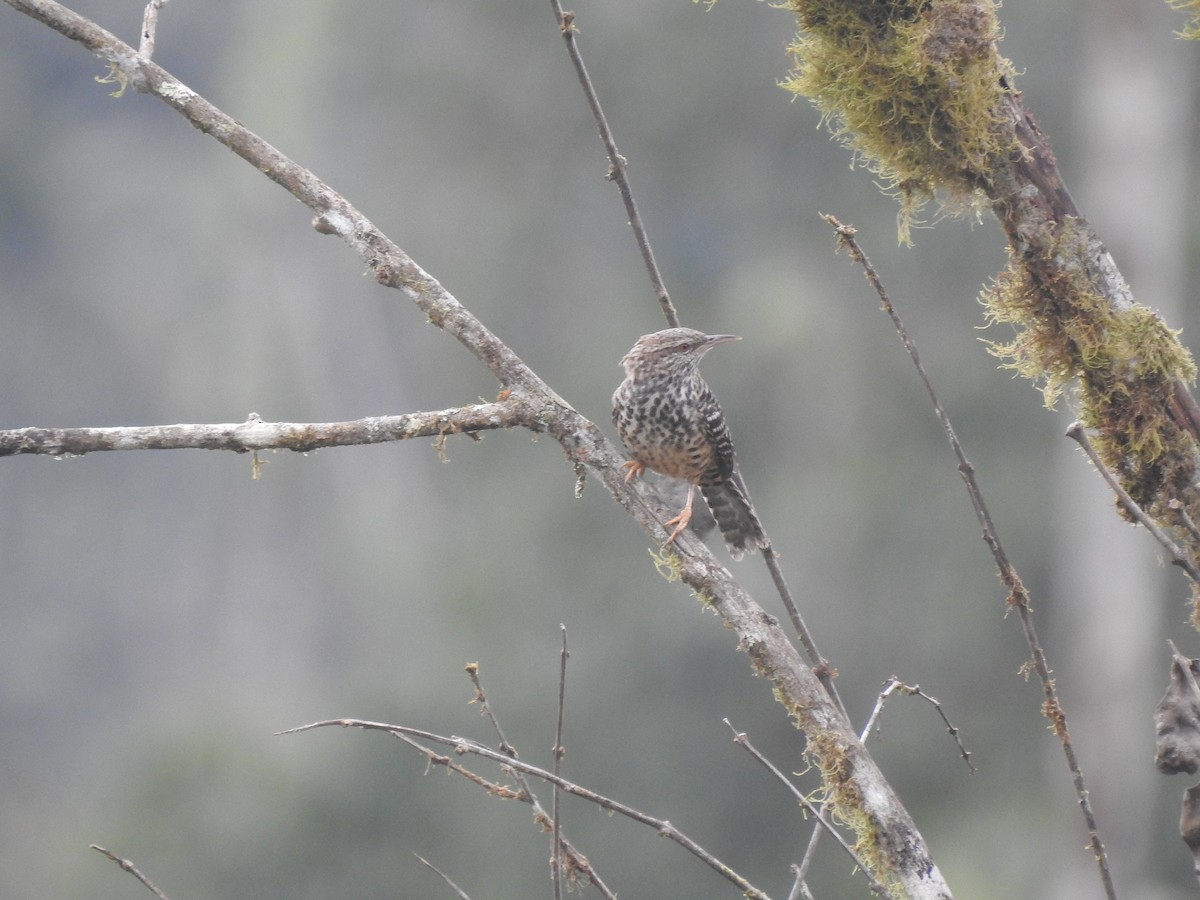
[697,385,737,484]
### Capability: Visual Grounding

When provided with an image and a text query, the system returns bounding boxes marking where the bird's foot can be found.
[661,505,693,548]
[622,460,647,482]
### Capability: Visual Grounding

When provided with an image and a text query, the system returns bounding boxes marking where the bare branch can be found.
[864,679,975,776]
[786,863,813,900]
[90,845,171,900]
[758,539,845,714]
[825,215,1115,900]
[464,663,616,899]
[414,854,473,900]
[137,0,167,59]
[551,625,569,900]
[282,718,772,899]
[0,402,526,458]
[2,0,545,400]
[549,2,677,327]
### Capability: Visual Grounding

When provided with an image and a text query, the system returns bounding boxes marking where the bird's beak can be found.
[705,334,741,347]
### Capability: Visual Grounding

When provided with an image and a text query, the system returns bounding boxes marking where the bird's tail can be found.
[700,478,768,561]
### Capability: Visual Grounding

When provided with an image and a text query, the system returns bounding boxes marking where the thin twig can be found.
[858,677,903,739]
[464,663,615,899]
[395,728,527,798]
[786,863,814,900]
[758,530,846,716]
[722,720,887,897]
[466,662,517,757]
[552,625,569,900]
[794,807,822,887]
[824,213,1117,900]
[281,718,773,900]
[90,845,171,900]
[548,1,842,721]
[1066,421,1200,583]
[869,678,975,774]
[549,2,677,327]
[414,854,473,900]
[137,0,167,59]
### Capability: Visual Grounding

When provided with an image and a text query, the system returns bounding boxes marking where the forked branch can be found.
[282,718,773,899]
[5,1,950,893]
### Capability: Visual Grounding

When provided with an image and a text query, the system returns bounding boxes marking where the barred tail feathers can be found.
[700,479,767,561]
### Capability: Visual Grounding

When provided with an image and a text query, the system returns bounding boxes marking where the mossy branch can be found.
[1167,0,1200,39]
[784,0,1200,601]
[783,0,1014,238]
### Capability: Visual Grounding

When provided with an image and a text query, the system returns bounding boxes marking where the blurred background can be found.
[2,1,1198,897]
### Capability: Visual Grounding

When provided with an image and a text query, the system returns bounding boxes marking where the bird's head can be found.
[620,328,741,376]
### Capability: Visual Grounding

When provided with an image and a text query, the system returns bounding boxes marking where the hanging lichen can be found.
[982,219,1197,516]
[1166,0,1200,39]
[781,0,1016,240]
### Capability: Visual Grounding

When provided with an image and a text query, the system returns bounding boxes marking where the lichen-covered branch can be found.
[784,0,1200,607]
[0,402,524,457]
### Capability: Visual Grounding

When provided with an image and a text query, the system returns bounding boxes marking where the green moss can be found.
[805,730,904,897]
[767,673,903,894]
[649,546,684,581]
[1167,0,1200,39]
[982,219,1197,514]
[782,0,1016,239]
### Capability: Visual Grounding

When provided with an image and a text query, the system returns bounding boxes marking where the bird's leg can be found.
[662,483,696,547]
[622,460,647,482]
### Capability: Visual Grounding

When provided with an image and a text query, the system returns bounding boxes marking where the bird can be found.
[612,327,768,560]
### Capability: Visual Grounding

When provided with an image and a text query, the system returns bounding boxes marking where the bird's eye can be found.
[679,342,692,351]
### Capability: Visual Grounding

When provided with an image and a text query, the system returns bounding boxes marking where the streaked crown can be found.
[620,328,740,377]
